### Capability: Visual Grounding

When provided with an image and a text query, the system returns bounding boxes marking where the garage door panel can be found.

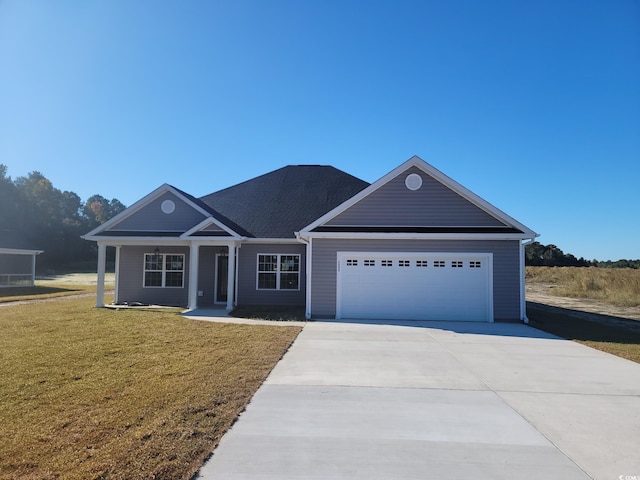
[337,253,492,321]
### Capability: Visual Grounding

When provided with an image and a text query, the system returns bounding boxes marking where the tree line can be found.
[0,165,126,271]
[525,241,640,269]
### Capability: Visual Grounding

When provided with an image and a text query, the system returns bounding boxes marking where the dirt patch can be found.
[526,283,640,322]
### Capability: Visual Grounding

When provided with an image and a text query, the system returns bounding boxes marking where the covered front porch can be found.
[94,240,240,311]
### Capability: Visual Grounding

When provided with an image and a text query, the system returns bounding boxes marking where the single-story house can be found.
[83,156,538,322]
[0,230,44,287]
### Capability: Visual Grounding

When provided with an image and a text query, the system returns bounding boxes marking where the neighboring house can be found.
[83,156,538,322]
[0,230,43,287]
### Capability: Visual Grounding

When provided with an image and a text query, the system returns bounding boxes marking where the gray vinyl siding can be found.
[109,192,206,232]
[117,245,190,307]
[310,239,521,321]
[200,223,227,233]
[326,166,505,227]
[236,243,306,306]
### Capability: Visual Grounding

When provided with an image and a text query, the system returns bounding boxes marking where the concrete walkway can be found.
[196,320,640,480]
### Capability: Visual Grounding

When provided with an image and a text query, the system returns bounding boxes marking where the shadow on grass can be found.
[527,303,640,345]
[0,285,84,302]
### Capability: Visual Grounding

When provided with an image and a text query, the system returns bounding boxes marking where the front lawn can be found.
[0,297,301,479]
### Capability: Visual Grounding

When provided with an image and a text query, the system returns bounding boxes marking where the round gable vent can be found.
[161,199,176,214]
[405,173,423,191]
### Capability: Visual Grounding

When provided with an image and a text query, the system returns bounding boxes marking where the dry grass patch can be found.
[0,297,301,479]
[526,266,640,307]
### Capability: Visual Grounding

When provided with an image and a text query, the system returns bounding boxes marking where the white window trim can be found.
[256,253,301,291]
[143,253,185,288]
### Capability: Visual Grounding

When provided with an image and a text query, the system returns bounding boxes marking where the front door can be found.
[215,254,228,303]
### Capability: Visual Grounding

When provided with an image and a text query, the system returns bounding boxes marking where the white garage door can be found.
[337,252,493,321]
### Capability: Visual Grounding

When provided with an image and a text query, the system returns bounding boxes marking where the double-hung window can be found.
[257,254,300,290]
[144,253,184,288]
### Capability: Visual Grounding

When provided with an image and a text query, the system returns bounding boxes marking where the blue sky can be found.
[1,1,638,261]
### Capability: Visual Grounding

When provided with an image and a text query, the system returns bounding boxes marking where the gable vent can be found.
[161,200,176,214]
[405,173,423,191]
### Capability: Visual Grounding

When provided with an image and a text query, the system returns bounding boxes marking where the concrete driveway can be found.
[196,320,640,480]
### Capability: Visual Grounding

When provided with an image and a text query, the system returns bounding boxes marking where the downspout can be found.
[295,232,311,321]
[520,238,535,324]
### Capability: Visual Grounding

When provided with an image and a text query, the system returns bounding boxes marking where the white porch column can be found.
[226,243,236,311]
[188,243,200,311]
[30,253,37,287]
[114,246,121,304]
[96,242,106,308]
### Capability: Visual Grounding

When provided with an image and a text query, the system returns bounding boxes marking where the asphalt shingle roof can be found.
[170,186,252,237]
[199,165,370,238]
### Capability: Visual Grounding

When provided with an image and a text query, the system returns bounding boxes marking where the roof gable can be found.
[301,156,537,238]
[108,191,206,232]
[200,165,369,238]
[181,218,239,239]
[84,184,241,239]
[326,165,506,228]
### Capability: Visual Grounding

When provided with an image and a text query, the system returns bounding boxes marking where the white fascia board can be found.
[241,237,306,244]
[83,184,214,238]
[85,237,192,246]
[83,232,182,242]
[88,237,243,246]
[0,248,44,255]
[299,155,538,238]
[181,217,242,239]
[301,231,533,241]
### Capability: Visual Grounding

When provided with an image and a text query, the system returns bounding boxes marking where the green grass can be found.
[526,266,640,307]
[527,307,640,364]
[0,297,301,480]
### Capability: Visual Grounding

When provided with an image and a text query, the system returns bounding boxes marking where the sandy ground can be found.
[526,282,640,322]
[37,272,115,286]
